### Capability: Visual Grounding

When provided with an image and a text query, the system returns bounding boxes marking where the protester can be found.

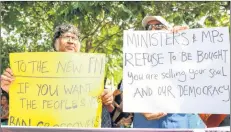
[1,93,9,125]
[131,15,206,128]
[0,23,114,127]
[111,80,133,128]
[101,78,114,127]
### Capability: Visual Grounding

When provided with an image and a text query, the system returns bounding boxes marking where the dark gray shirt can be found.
[101,105,112,128]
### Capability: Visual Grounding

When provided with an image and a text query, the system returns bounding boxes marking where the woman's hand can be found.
[1,68,14,93]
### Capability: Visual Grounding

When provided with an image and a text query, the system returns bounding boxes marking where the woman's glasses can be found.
[60,36,79,44]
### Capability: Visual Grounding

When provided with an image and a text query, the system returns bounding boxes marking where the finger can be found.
[103,101,111,106]
[1,75,13,82]
[149,112,163,119]
[102,97,113,105]
[176,26,188,32]
[104,101,113,106]
[3,73,14,81]
[160,112,167,116]
[3,71,13,79]
[105,97,113,103]
[157,113,167,119]
[102,92,112,100]
[102,98,113,104]
[171,26,187,33]
[101,90,108,97]
[5,68,13,76]
[2,80,11,85]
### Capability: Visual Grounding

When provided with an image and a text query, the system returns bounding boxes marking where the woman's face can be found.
[56,32,80,52]
[1,96,8,105]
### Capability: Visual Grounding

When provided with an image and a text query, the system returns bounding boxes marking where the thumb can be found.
[101,90,107,96]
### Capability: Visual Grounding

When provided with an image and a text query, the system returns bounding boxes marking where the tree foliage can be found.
[1,1,230,86]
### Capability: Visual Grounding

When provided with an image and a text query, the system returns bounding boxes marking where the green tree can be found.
[1,1,230,86]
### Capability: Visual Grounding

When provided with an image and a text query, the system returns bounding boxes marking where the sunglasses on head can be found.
[145,24,167,30]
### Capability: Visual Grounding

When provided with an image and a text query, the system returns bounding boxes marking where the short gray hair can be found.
[52,23,80,51]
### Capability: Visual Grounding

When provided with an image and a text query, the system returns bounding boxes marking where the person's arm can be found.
[114,101,120,108]
[142,112,167,120]
[105,104,114,113]
[1,107,9,119]
[1,112,9,119]
[101,89,114,112]
[113,89,121,96]
[1,68,15,93]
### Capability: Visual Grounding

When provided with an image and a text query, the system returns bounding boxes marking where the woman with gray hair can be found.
[52,23,81,52]
[1,23,114,128]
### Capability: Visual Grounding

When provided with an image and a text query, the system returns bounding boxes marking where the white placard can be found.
[123,27,230,114]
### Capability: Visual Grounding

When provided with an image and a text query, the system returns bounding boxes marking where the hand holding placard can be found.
[1,68,15,93]
[8,52,105,128]
[123,27,230,114]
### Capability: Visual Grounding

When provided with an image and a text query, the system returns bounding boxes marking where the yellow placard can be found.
[8,52,105,128]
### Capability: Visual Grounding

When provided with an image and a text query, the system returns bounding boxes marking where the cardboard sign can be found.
[123,27,230,114]
[8,52,105,127]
